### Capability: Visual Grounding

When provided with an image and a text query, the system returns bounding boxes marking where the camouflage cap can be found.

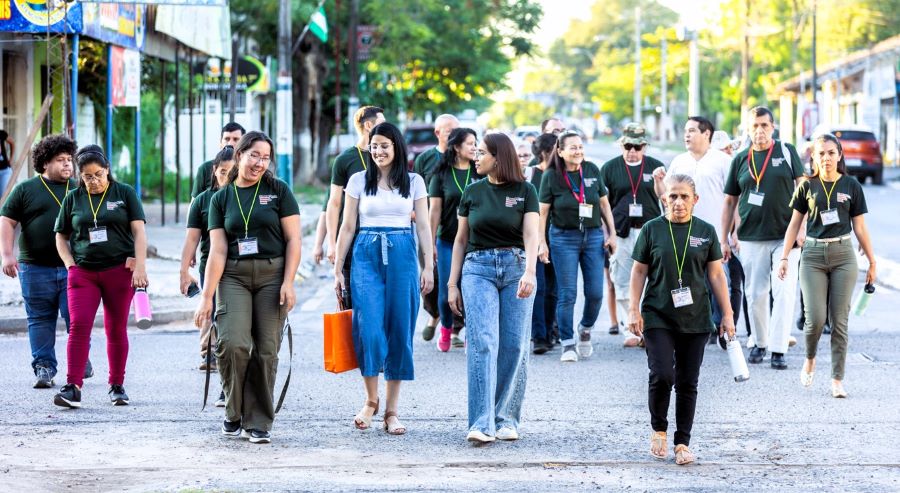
[619,122,649,145]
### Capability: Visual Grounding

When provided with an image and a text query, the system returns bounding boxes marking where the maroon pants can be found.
[66,264,134,387]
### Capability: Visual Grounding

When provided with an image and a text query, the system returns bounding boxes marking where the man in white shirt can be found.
[653,116,732,344]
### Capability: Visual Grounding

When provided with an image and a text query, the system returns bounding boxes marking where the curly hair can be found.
[32,134,77,174]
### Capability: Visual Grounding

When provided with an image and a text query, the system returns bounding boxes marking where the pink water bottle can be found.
[133,288,153,330]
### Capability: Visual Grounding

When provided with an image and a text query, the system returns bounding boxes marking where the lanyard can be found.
[667,216,693,288]
[86,184,110,228]
[451,165,471,194]
[818,175,840,209]
[748,145,774,192]
[233,180,262,238]
[356,146,367,170]
[623,158,645,203]
[40,176,68,207]
[562,166,585,204]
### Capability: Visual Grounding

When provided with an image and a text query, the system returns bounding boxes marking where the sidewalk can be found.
[0,202,322,333]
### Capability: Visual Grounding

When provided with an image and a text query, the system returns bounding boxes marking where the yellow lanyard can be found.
[818,175,840,209]
[86,184,110,228]
[451,165,471,194]
[233,181,262,238]
[40,176,68,207]
[356,146,367,170]
[667,216,693,288]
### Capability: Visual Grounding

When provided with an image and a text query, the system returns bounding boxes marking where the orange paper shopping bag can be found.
[323,299,358,373]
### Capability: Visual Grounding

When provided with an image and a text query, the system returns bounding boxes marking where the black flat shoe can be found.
[771,352,788,370]
[748,346,766,364]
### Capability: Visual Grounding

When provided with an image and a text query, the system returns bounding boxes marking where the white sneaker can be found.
[496,427,519,441]
[576,326,594,359]
[560,346,578,362]
[466,430,495,443]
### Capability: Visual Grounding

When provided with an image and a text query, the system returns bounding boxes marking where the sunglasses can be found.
[623,143,645,151]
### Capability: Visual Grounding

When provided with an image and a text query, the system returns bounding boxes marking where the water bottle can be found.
[133,288,153,330]
[852,283,875,317]
[727,337,750,382]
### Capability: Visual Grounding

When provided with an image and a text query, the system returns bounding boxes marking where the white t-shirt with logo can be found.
[668,148,731,240]
[345,171,426,228]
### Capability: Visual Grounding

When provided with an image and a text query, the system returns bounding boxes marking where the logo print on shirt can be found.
[106,200,125,210]
[584,178,597,188]
[642,173,652,182]
[837,192,850,203]
[505,196,524,208]
[689,236,710,248]
[259,195,278,205]
[772,158,784,167]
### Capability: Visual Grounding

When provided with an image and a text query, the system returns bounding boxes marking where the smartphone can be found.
[186,281,201,298]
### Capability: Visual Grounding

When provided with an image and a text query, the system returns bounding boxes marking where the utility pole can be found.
[660,36,668,141]
[276,0,293,187]
[229,37,238,121]
[633,6,641,123]
[688,33,699,115]
[811,0,817,104]
[347,0,360,133]
[741,0,750,118]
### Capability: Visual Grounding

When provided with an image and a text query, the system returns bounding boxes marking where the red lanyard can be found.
[624,158,645,203]
[747,145,774,191]
[563,166,585,204]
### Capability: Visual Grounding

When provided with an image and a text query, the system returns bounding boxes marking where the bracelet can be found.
[780,258,788,262]
[447,284,457,288]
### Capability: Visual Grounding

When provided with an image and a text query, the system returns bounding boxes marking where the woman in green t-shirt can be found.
[428,127,479,351]
[528,133,559,354]
[778,133,876,399]
[193,132,302,444]
[447,132,540,444]
[180,146,235,373]
[629,173,735,465]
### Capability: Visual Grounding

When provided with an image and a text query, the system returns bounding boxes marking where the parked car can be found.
[404,123,437,168]
[807,124,883,185]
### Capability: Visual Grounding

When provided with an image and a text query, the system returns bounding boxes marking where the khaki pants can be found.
[799,239,857,380]
[739,240,800,355]
[215,257,287,431]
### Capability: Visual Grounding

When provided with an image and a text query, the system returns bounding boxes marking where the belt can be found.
[806,234,851,244]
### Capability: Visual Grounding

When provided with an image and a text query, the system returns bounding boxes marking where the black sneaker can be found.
[770,352,788,370]
[532,340,552,355]
[54,384,81,408]
[609,324,620,335]
[747,346,766,364]
[214,390,226,408]
[84,359,94,379]
[222,419,242,436]
[33,366,54,389]
[108,385,130,406]
[823,324,832,335]
[241,428,271,444]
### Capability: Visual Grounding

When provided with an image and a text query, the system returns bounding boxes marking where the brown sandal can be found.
[674,444,695,465]
[650,431,667,459]
[383,411,407,435]
[353,399,379,430]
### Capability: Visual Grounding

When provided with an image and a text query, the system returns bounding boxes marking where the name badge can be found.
[238,237,259,256]
[579,203,593,218]
[629,203,643,217]
[748,191,765,206]
[671,287,694,308]
[89,227,108,244]
[820,208,839,225]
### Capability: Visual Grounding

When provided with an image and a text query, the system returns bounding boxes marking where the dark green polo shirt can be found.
[428,164,480,243]
[414,147,443,186]
[538,161,607,230]
[458,179,539,253]
[1,176,75,267]
[187,188,214,275]
[191,160,215,198]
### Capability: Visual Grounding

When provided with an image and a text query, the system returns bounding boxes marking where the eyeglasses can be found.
[474,149,491,159]
[369,143,394,153]
[517,154,532,159]
[81,170,107,182]
[247,152,272,166]
[623,143,645,151]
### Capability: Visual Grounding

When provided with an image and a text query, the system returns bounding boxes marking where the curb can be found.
[0,308,196,335]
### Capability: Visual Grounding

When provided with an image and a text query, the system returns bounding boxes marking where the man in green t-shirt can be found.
[526,117,566,167]
[325,105,385,308]
[413,114,459,186]
[191,122,245,198]
[0,134,87,389]
[721,106,805,370]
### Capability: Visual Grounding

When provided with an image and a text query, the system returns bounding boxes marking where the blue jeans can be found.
[19,263,70,376]
[462,248,534,435]
[549,226,605,346]
[350,227,419,380]
[531,260,557,343]
[436,238,457,329]
[0,168,11,196]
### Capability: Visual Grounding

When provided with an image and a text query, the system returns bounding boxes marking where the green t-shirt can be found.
[599,156,664,232]
[538,161,608,230]
[790,175,867,239]
[330,146,368,229]
[0,176,75,267]
[191,160,214,198]
[187,189,214,274]
[632,216,723,334]
[54,181,146,270]
[458,179,539,253]
[724,141,804,241]
[414,147,443,186]
[428,165,481,242]
[208,178,300,260]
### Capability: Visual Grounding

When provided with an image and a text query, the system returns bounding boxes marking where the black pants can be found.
[644,328,708,446]
[343,242,355,309]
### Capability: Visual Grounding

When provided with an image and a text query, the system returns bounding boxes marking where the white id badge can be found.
[671,287,694,308]
[629,203,643,217]
[579,203,593,218]
[238,237,259,256]
[88,227,108,244]
[748,191,765,206]
[820,209,839,225]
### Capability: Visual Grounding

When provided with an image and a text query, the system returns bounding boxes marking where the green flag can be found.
[310,6,328,43]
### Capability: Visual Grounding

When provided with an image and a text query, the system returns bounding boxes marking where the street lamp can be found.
[678,27,700,116]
